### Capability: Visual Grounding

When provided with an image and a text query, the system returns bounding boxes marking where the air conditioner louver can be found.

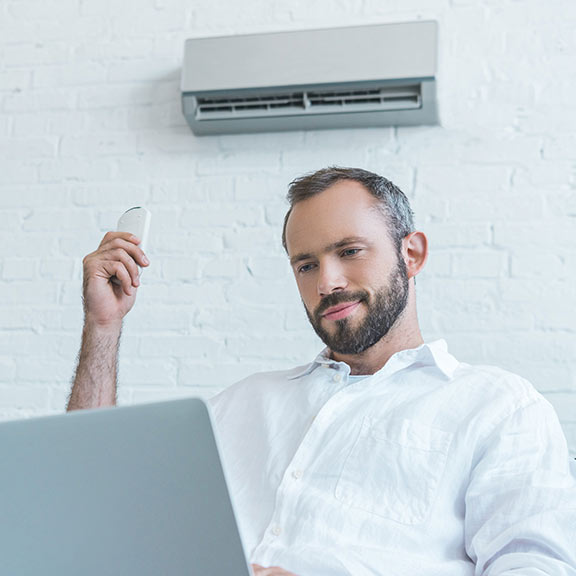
[195,86,421,121]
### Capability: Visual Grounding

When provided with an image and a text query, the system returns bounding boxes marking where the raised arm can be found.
[67,232,149,411]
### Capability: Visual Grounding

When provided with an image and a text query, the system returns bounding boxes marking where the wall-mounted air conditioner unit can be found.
[181,21,438,136]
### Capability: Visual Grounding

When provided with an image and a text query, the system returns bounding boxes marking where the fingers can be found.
[98,232,150,268]
[85,232,150,292]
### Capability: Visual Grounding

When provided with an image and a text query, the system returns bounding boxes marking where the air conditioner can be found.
[181,21,438,136]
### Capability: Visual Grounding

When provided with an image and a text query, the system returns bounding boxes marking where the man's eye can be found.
[298,263,316,274]
[342,248,360,257]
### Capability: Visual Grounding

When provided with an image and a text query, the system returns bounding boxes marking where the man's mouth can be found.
[321,301,361,321]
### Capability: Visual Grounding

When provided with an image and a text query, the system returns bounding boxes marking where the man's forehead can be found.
[285,183,388,256]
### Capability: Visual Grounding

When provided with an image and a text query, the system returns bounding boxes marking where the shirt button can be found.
[271,525,282,536]
[333,373,342,383]
[292,469,303,480]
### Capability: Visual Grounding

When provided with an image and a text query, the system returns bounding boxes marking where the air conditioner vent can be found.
[195,85,421,121]
[197,93,303,117]
[307,86,420,110]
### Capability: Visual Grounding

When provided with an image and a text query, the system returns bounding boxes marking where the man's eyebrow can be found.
[289,237,368,266]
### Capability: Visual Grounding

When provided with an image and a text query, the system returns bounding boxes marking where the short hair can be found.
[281,166,415,252]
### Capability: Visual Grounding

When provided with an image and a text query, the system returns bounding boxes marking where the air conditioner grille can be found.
[195,85,421,121]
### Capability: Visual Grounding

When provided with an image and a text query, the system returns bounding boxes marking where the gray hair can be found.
[281,166,415,252]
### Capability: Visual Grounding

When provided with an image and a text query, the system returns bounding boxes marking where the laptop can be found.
[0,398,253,576]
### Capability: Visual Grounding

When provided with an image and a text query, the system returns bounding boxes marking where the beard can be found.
[304,258,409,355]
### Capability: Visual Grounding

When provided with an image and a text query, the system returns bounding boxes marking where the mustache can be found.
[314,290,368,320]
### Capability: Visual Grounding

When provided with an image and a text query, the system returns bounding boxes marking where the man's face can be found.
[285,181,410,355]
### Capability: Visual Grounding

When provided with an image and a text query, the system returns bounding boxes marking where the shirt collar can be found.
[288,340,458,381]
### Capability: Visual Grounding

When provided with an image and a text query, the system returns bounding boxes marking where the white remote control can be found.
[111,206,151,286]
[117,206,151,252]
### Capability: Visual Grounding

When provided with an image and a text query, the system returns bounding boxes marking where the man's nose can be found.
[317,261,348,297]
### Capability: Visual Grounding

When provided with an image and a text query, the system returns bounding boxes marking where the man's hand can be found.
[82,231,149,329]
[67,232,149,411]
[251,564,298,576]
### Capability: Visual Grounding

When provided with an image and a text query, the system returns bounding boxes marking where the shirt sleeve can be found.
[464,396,576,575]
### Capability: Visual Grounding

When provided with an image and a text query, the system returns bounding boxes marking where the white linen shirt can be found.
[209,341,576,576]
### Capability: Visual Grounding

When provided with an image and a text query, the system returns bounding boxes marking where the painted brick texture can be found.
[0,0,575,455]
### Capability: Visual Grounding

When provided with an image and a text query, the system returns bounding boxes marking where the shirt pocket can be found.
[334,417,453,524]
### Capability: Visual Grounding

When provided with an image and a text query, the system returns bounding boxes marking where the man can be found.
[68,167,576,576]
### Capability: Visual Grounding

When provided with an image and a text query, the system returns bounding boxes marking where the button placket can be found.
[254,369,354,556]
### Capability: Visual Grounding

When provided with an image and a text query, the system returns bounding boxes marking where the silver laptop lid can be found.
[0,398,252,576]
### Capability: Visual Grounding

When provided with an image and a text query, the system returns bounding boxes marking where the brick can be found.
[197,305,284,334]
[160,257,202,282]
[7,0,79,20]
[245,256,291,280]
[452,250,509,278]
[22,209,95,231]
[33,63,107,88]
[39,259,76,280]
[77,85,159,109]
[151,181,208,203]
[38,158,116,183]
[510,250,564,279]
[223,228,283,253]
[143,282,227,306]
[281,147,367,173]
[545,393,576,424]
[225,274,298,309]
[197,150,282,176]
[154,231,224,255]
[424,223,492,248]
[0,70,32,92]
[181,204,261,229]
[2,258,37,280]
[494,222,576,247]
[124,305,191,332]
[73,38,155,60]
[0,357,16,380]
[235,174,289,202]
[75,184,150,208]
[179,360,268,388]
[418,164,512,197]
[543,134,576,161]
[0,384,51,410]
[60,133,140,157]
[543,190,576,220]
[119,358,178,386]
[283,307,313,332]
[12,111,87,137]
[0,282,58,305]
[0,209,27,231]
[0,161,38,184]
[421,251,452,278]
[16,358,72,382]
[107,59,181,84]
[131,387,213,405]
[0,136,57,159]
[513,162,575,191]
[201,256,244,279]
[139,335,224,358]
[3,42,71,67]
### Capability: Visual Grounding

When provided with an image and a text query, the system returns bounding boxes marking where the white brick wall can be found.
[0,0,575,456]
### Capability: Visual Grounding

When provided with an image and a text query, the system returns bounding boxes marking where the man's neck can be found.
[330,323,424,376]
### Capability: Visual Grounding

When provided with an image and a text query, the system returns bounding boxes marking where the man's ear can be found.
[402,231,428,279]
